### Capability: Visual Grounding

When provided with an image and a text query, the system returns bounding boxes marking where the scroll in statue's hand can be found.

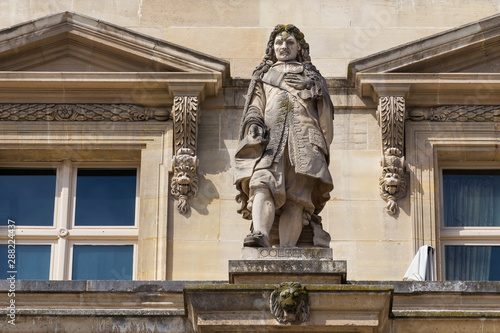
[284,74,314,90]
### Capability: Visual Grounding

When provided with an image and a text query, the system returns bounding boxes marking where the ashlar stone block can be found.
[229,257,346,284]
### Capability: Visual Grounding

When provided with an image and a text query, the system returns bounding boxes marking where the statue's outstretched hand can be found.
[284,74,314,90]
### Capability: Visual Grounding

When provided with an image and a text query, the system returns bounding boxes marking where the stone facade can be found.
[0,3,496,280]
[1,2,500,332]
[0,0,499,78]
[2,280,500,332]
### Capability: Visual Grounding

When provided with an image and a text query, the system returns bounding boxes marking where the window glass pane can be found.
[0,168,56,226]
[72,245,133,280]
[0,245,51,280]
[443,170,500,227]
[445,245,500,281]
[75,169,136,226]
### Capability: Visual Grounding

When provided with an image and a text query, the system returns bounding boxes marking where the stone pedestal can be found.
[182,249,389,331]
[229,248,346,284]
[184,284,393,332]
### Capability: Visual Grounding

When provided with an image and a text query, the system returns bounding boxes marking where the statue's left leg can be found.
[278,200,303,247]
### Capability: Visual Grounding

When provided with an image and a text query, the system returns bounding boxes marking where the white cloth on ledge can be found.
[403,245,436,281]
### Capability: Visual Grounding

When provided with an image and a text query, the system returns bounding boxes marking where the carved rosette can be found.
[270,282,310,325]
[0,104,169,121]
[171,96,200,214]
[378,96,407,215]
[58,228,69,238]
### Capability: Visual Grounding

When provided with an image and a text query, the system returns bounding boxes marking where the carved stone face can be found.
[270,282,309,324]
[383,171,401,195]
[171,155,198,196]
[175,165,194,185]
[274,32,300,62]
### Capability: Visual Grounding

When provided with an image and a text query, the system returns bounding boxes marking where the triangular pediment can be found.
[0,11,229,105]
[24,55,118,72]
[349,13,500,106]
[349,13,500,78]
[0,11,228,74]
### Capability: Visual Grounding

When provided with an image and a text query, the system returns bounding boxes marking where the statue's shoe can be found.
[243,231,271,247]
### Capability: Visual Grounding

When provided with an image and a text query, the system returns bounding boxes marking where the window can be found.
[0,162,138,280]
[441,169,500,281]
[0,168,56,226]
[72,245,134,280]
[0,244,51,279]
[74,169,137,226]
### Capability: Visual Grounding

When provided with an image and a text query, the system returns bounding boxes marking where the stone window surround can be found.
[354,70,500,280]
[0,160,140,280]
[406,121,500,280]
[0,121,173,280]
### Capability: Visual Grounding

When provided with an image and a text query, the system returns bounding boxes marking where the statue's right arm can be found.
[242,81,267,138]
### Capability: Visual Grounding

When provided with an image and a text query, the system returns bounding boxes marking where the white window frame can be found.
[406,121,500,280]
[438,164,500,280]
[68,241,138,280]
[0,160,139,280]
[1,241,56,279]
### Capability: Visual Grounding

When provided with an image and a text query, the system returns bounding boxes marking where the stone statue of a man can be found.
[235,24,334,248]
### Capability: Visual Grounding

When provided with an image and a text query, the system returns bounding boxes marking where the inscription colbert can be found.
[240,247,334,260]
[259,248,307,258]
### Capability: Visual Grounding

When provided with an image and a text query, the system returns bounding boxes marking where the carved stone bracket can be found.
[0,104,169,121]
[409,105,500,122]
[171,96,200,214]
[378,96,408,215]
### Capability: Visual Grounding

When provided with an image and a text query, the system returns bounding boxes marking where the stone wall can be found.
[1,0,499,78]
[3,280,500,332]
[2,1,498,281]
[165,78,412,281]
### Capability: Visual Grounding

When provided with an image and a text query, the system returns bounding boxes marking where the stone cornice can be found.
[348,13,500,82]
[357,73,500,106]
[0,11,229,106]
[0,11,230,77]
[0,72,221,105]
[1,280,500,332]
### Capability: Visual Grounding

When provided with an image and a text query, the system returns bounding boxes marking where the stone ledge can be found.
[228,259,347,284]
[393,310,500,318]
[4,280,499,293]
[183,283,393,292]
[350,281,500,294]
[0,280,227,293]
[0,309,185,316]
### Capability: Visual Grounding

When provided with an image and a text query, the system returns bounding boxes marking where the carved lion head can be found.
[171,154,199,214]
[270,282,310,325]
[171,154,197,191]
[379,164,408,214]
[379,165,407,200]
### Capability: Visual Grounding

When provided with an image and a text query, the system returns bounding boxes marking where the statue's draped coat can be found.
[235,61,334,218]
